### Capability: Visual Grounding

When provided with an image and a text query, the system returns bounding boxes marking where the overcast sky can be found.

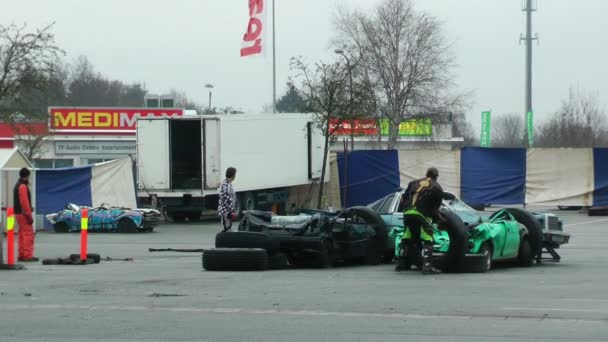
[1,0,606,133]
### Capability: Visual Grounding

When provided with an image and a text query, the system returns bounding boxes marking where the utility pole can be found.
[272,0,277,113]
[521,0,538,147]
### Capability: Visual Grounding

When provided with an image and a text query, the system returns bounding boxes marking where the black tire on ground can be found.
[215,231,280,254]
[433,209,468,273]
[517,237,533,267]
[268,253,289,270]
[117,218,138,233]
[202,248,269,271]
[54,222,70,233]
[69,253,101,264]
[504,208,543,262]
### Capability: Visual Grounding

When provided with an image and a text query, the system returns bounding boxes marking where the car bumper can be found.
[543,231,570,245]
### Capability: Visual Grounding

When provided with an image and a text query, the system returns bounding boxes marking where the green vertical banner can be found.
[526,111,534,147]
[480,111,491,147]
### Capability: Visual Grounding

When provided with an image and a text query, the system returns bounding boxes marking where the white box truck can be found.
[135,113,326,221]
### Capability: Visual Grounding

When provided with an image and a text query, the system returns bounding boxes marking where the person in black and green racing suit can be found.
[395,167,445,274]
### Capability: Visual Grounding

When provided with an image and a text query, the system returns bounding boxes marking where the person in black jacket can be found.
[396,167,444,274]
[14,168,38,262]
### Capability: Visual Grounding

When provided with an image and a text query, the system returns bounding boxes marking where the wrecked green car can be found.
[368,191,571,273]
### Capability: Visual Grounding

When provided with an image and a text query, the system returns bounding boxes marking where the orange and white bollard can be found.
[6,207,15,265]
[80,209,88,262]
[1,208,24,270]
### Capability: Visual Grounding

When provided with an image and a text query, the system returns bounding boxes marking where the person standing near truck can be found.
[14,167,38,262]
[218,167,238,232]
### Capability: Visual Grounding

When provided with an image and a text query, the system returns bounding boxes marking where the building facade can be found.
[0,107,187,167]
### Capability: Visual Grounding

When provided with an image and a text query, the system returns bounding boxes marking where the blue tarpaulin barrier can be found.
[35,166,93,230]
[460,147,526,205]
[593,148,608,206]
[337,150,400,208]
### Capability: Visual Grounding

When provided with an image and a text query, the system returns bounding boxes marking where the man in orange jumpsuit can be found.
[14,167,38,262]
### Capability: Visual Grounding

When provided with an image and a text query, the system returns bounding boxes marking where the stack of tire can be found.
[202,232,288,271]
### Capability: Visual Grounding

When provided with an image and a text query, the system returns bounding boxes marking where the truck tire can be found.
[215,231,280,254]
[517,237,533,267]
[504,208,543,263]
[242,192,256,212]
[434,209,468,273]
[202,248,268,271]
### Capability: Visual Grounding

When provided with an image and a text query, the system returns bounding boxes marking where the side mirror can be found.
[442,192,456,201]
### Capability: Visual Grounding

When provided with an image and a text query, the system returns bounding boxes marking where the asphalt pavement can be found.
[1,209,607,342]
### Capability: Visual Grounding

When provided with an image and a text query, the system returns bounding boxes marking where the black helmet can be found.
[426,167,439,180]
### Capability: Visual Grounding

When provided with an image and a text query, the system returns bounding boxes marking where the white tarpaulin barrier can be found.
[525,148,594,206]
[91,158,137,208]
[398,149,461,198]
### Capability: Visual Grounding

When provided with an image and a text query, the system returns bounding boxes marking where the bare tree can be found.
[13,123,49,160]
[536,86,607,147]
[289,56,349,209]
[333,0,471,149]
[492,113,525,148]
[0,23,64,119]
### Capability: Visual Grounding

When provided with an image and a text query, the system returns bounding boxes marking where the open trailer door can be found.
[203,118,221,190]
[136,118,170,190]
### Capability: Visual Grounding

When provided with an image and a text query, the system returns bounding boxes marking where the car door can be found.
[501,221,522,258]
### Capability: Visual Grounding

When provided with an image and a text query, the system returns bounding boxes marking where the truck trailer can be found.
[135,113,326,221]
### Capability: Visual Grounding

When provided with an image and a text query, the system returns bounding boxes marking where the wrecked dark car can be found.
[236,207,388,268]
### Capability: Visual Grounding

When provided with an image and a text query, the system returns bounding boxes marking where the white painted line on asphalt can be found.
[559,298,608,303]
[504,307,608,314]
[564,218,608,227]
[0,304,606,322]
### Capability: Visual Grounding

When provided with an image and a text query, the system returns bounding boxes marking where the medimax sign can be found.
[49,107,184,133]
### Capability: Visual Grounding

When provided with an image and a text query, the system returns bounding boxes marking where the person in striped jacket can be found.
[218,167,237,232]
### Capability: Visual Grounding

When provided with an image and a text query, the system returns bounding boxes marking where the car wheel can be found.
[54,222,70,233]
[117,218,138,234]
[317,240,335,268]
[517,237,533,267]
[202,248,269,271]
[170,212,186,222]
[479,243,493,272]
[364,240,382,265]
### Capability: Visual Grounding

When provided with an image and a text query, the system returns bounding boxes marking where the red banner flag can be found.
[241,0,266,57]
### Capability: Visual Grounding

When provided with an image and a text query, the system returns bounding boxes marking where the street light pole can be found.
[205,84,214,113]
[335,49,354,151]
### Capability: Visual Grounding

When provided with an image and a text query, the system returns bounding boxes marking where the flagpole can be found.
[272,0,277,113]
